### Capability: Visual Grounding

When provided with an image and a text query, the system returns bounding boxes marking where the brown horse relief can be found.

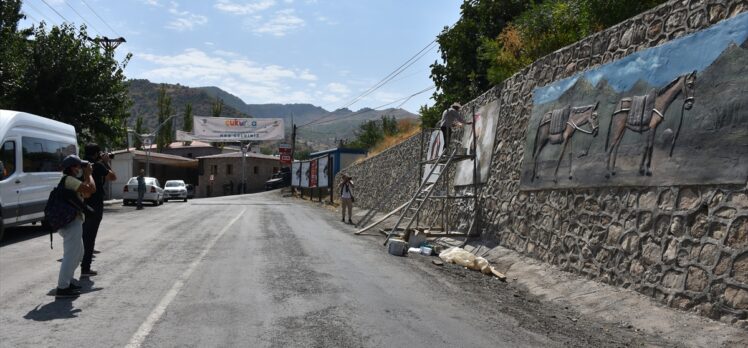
[520,13,748,190]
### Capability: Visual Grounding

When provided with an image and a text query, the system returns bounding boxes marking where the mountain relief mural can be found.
[520,12,748,190]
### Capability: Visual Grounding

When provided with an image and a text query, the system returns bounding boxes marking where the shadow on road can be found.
[0,225,48,247]
[24,299,82,321]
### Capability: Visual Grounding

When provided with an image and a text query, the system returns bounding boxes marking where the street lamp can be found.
[128,114,177,177]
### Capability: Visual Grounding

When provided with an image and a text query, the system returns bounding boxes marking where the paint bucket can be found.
[420,246,433,256]
[388,239,408,256]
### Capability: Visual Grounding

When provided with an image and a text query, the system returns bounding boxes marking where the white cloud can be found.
[134,48,319,103]
[166,2,208,31]
[298,69,317,81]
[326,82,349,95]
[142,0,162,6]
[214,0,276,15]
[250,9,305,36]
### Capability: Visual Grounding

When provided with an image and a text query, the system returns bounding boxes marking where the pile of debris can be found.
[438,247,506,281]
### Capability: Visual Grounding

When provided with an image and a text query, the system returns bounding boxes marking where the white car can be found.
[122,177,164,206]
[163,180,188,202]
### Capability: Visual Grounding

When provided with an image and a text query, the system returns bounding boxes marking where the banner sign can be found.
[310,159,318,188]
[300,161,310,188]
[292,162,301,186]
[279,144,292,165]
[317,156,330,188]
[192,116,284,141]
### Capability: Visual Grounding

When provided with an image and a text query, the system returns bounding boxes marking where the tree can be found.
[211,97,223,117]
[425,0,533,127]
[382,115,398,136]
[4,19,131,148]
[134,115,144,149]
[156,84,173,151]
[182,103,193,146]
[0,0,31,108]
[349,120,384,150]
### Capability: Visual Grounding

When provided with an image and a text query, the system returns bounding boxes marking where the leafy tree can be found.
[425,0,533,127]
[0,0,31,108]
[134,115,144,149]
[349,120,384,150]
[211,97,223,117]
[156,85,173,151]
[382,115,398,136]
[4,20,132,148]
[182,103,193,146]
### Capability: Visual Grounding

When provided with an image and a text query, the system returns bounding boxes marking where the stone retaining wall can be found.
[335,0,748,323]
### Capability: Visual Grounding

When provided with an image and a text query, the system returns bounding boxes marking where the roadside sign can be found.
[279,144,292,165]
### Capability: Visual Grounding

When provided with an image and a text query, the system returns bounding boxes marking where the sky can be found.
[19,0,463,113]
[534,11,748,105]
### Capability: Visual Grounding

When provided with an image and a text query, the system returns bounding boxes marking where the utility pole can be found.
[241,142,249,194]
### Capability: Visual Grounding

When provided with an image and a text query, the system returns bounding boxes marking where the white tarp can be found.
[317,156,330,188]
[192,116,284,141]
[292,162,301,187]
[300,161,310,188]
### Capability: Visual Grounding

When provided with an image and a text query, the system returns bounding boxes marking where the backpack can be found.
[43,176,81,249]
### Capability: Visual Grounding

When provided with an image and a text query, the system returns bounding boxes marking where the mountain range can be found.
[126,79,418,149]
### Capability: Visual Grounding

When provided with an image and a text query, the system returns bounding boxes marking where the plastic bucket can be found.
[420,246,433,256]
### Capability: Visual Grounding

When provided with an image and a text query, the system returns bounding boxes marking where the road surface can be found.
[0,191,708,347]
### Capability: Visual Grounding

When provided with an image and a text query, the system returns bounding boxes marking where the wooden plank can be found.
[354,202,407,235]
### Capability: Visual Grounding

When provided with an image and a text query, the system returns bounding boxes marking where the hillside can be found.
[127,79,418,150]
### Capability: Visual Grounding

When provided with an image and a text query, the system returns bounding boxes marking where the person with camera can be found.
[80,144,117,277]
[56,155,97,298]
[338,174,355,224]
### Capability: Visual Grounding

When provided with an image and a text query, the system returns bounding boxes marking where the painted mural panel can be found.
[454,100,501,186]
[520,12,748,190]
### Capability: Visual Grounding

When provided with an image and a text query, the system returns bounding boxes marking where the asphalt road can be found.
[0,191,687,347]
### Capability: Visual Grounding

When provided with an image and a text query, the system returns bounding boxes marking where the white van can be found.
[0,110,78,240]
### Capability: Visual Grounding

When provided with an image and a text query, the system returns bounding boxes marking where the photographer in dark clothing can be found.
[80,144,117,277]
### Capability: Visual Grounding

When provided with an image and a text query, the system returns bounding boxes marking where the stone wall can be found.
[335,133,423,212]
[335,0,748,322]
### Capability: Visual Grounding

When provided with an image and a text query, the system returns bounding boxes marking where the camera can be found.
[98,151,115,161]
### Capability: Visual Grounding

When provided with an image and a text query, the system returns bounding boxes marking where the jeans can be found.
[341,198,353,220]
[137,191,145,208]
[81,207,103,271]
[58,218,84,289]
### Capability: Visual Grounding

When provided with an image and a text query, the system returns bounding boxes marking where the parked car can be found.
[0,110,78,240]
[122,177,164,206]
[164,180,188,202]
[264,167,291,190]
[185,184,195,199]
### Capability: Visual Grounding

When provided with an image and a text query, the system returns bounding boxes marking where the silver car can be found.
[123,177,164,206]
[164,180,188,202]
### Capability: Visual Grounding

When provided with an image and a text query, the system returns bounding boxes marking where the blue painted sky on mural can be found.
[534,12,748,105]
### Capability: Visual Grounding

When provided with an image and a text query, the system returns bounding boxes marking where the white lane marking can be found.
[125,208,246,348]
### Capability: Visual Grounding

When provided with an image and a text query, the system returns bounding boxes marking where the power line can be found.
[340,41,437,110]
[301,85,435,129]
[39,0,72,23]
[25,1,56,24]
[79,0,122,37]
[22,11,40,24]
[63,0,103,36]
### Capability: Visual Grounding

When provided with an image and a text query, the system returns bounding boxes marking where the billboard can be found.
[454,100,501,186]
[292,162,301,187]
[310,159,318,188]
[192,116,284,141]
[317,156,330,188]
[300,161,310,188]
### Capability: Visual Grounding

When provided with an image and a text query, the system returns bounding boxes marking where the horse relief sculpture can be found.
[531,102,599,183]
[605,71,697,178]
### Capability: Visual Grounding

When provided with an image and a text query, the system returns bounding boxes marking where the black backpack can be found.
[43,176,81,249]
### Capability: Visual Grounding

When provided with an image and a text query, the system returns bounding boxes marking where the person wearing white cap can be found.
[438,102,470,146]
[54,155,97,298]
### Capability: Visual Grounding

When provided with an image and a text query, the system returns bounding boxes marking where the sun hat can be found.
[61,155,89,169]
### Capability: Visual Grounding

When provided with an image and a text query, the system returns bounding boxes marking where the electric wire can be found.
[302,85,435,129]
[39,0,72,23]
[25,1,56,25]
[63,0,103,36]
[79,0,122,37]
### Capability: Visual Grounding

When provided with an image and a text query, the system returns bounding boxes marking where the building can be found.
[109,149,199,199]
[197,152,280,197]
[308,147,368,176]
[157,140,222,159]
